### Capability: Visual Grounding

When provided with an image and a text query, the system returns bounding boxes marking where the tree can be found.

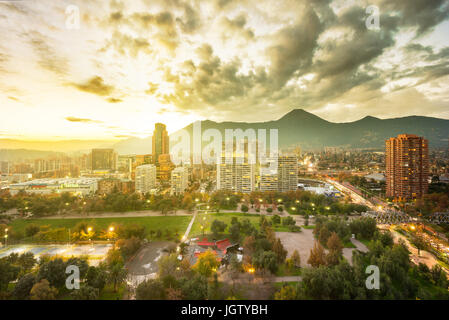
[13,273,36,300]
[291,250,301,268]
[272,238,287,264]
[210,220,227,238]
[158,253,180,279]
[318,226,331,245]
[282,216,295,226]
[30,279,58,300]
[0,258,20,291]
[253,251,278,274]
[37,258,66,288]
[411,236,426,256]
[71,285,99,300]
[181,274,208,300]
[136,279,166,300]
[327,232,343,255]
[116,237,142,260]
[193,250,220,277]
[25,224,40,237]
[242,236,256,264]
[274,285,298,300]
[85,266,107,291]
[229,223,240,242]
[271,215,281,225]
[241,204,249,213]
[66,257,89,279]
[307,241,326,268]
[18,252,37,273]
[105,249,127,292]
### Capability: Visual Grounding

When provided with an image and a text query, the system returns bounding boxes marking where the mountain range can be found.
[171,109,449,151]
[0,109,448,159]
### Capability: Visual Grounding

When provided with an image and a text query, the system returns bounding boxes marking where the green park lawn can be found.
[190,212,261,239]
[9,215,192,242]
[189,212,299,239]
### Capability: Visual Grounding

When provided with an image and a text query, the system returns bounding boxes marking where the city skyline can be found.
[0,0,449,141]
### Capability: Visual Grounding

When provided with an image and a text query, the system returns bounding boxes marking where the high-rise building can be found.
[117,155,135,177]
[171,167,189,195]
[158,154,175,182]
[278,155,298,192]
[91,149,117,172]
[135,164,157,194]
[152,123,169,165]
[0,161,10,174]
[259,157,279,192]
[386,134,429,201]
[217,156,255,193]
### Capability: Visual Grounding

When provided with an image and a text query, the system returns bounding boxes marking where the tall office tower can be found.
[386,134,429,201]
[135,164,157,194]
[278,155,298,192]
[152,123,169,165]
[91,149,117,172]
[171,167,189,195]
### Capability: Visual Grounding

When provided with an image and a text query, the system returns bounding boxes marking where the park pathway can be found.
[182,211,197,242]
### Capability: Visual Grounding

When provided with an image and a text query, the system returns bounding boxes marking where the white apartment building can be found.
[278,155,298,192]
[135,164,157,194]
[259,158,279,192]
[171,166,189,195]
[217,157,255,193]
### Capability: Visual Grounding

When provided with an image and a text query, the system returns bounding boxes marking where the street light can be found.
[4,228,8,247]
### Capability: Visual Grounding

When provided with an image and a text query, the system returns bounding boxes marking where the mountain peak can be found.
[359,115,380,121]
[279,108,329,123]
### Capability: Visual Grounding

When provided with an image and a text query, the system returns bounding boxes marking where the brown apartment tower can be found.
[385,134,429,201]
[152,123,169,165]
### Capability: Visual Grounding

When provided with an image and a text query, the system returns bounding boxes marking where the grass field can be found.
[9,216,192,241]
[190,212,261,238]
[189,212,297,239]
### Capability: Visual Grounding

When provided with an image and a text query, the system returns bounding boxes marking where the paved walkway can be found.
[350,238,369,252]
[273,276,302,282]
[182,211,197,242]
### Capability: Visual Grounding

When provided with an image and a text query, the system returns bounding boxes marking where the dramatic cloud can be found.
[0,0,448,140]
[71,76,115,96]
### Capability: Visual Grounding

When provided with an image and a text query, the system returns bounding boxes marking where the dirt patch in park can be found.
[126,241,175,276]
[276,230,316,267]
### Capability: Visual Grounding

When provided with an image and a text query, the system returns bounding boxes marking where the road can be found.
[325,178,377,210]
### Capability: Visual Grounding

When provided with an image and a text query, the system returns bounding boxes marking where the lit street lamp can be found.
[4,228,8,247]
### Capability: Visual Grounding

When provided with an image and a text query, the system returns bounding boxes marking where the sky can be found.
[0,0,448,141]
